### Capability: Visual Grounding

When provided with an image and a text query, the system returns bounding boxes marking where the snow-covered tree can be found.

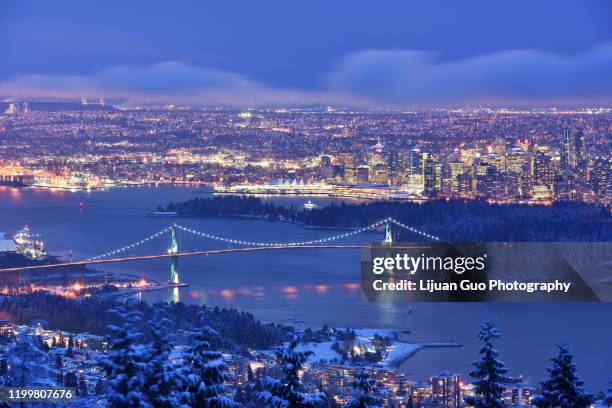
[344,369,382,408]
[605,378,612,406]
[95,377,106,396]
[0,358,7,376]
[142,316,183,408]
[464,320,508,408]
[79,376,88,397]
[6,331,55,387]
[102,303,149,408]
[258,334,326,408]
[181,327,240,408]
[64,371,78,388]
[532,343,593,408]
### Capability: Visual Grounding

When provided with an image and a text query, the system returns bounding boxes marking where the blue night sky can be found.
[1,0,611,108]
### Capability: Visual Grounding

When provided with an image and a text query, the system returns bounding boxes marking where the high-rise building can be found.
[407,148,423,178]
[457,172,474,199]
[492,138,508,171]
[424,156,442,195]
[341,153,356,183]
[320,155,333,179]
[371,163,388,184]
[449,161,465,193]
[507,146,526,174]
[590,156,610,201]
[561,128,572,169]
[407,174,424,195]
[332,164,345,181]
[573,129,584,169]
[561,128,584,170]
[430,372,463,408]
[533,151,554,193]
[475,163,501,199]
[356,166,370,184]
[387,151,407,185]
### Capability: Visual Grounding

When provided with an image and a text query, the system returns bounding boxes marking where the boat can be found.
[13,225,47,260]
[146,211,178,217]
[303,200,318,209]
[0,174,35,187]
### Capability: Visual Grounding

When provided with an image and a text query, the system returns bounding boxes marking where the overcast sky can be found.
[1,0,611,108]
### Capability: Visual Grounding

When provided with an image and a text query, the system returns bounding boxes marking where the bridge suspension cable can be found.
[387,218,441,241]
[174,217,440,246]
[173,219,389,247]
[82,217,440,261]
[85,226,173,261]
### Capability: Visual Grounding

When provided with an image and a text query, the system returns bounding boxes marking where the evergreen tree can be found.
[258,334,326,407]
[142,316,183,408]
[532,344,594,408]
[95,377,106,396]
[66,335,74,357]
[54,354,63,369]
[234,386,247,404]
[464,320,508,408]
[64,371,78,388]
[181,327,240,407]
[6,332,54,387]
[344,369,383,408]
[101,303,148,408]
[605,378,612,406]
[79,376,88,397]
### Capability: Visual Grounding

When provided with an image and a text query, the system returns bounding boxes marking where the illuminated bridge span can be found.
[0,218,440,283]
[85,217,439,262]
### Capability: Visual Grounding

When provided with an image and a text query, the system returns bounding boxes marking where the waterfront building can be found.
[430,372,464,408]
[406,174,425,196]
[356,165,370,184]
[320,155,333,179]
[371,163,389,184]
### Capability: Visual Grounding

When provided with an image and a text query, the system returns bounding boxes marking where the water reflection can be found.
[168,287,180,303]
[184,282,362,303]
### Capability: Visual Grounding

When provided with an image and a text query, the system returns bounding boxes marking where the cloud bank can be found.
[324,44,612,107]
[1,44,611,108]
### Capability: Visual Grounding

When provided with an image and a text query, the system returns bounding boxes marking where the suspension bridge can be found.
[0,218,440,286]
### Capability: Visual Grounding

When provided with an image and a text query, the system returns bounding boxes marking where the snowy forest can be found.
[0,292,288,351]
[0,303,609,407]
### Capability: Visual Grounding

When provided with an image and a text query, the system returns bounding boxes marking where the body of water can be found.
[0,185,610,390]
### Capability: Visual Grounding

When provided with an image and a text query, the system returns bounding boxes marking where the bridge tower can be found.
[168,224,179,284]
[384,220,393,244]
